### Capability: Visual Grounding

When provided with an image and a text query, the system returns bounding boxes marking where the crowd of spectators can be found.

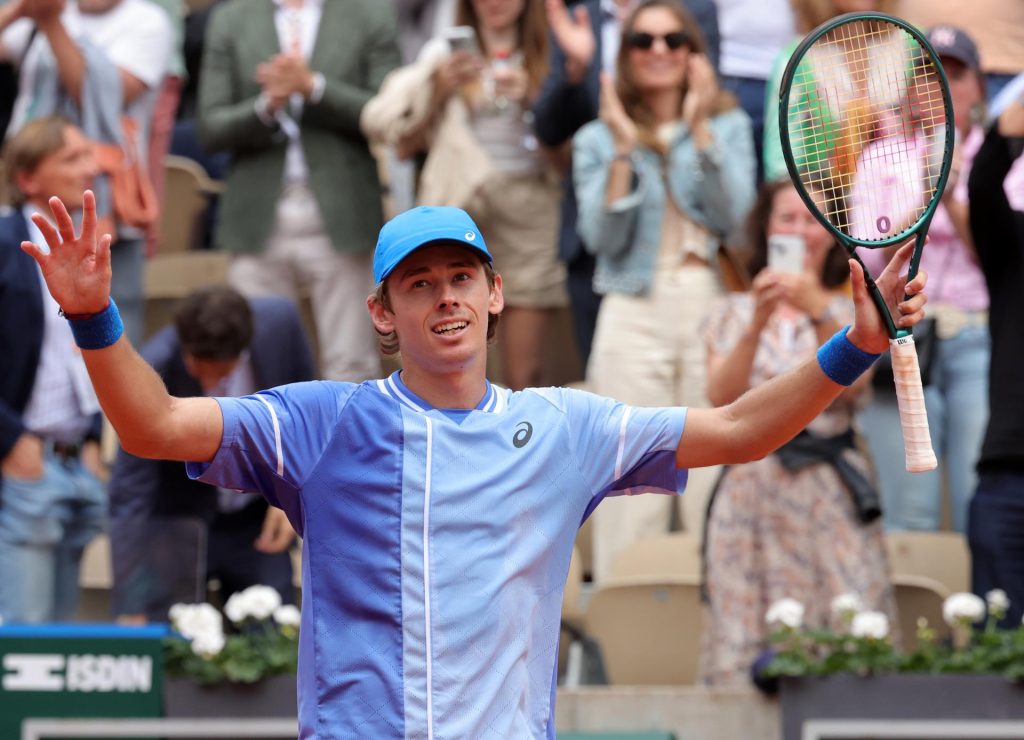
[0,0,1022,691]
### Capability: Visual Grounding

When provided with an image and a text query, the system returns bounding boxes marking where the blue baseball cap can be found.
[373,206,492,284]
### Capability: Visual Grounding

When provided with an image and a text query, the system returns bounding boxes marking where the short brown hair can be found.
[3,116,73,204]
[174,286,254,361]
[371,258,500,357]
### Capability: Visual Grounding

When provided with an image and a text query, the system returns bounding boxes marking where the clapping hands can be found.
[256,53,315,112]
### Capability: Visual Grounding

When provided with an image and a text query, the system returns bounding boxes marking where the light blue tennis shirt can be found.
[187,371,687,738]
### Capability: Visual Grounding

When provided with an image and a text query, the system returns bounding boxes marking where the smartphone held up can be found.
[767,234,806,274]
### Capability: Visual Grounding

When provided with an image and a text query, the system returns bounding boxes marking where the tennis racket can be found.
[778,12,951,473]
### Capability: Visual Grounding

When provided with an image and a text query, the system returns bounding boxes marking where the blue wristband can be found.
[66,299,124,350]
[816,325,880,386]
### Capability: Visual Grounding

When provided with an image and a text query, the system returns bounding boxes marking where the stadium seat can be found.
[159,154,224,254]
[584,575,703,685]
[143,250,230,337]
[891,573,951,651]
[885,531,970,595]
[606,533,701,582]
[79,533,113,589]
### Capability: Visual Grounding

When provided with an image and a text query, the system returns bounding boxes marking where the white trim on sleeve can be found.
[256,395,284,477]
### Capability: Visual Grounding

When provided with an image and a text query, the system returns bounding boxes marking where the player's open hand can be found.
[847,241,928,354]
[21,190,112,316]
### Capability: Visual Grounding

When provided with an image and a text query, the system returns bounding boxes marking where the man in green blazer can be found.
[197,0,400,381]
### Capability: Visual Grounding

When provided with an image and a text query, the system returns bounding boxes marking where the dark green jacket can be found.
[197,0,400,254]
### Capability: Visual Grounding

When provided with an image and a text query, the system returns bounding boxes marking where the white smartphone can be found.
[767,233,806,274]
[443,25,481,56]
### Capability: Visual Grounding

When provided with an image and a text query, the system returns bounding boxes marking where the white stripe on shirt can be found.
[256,394,284,477]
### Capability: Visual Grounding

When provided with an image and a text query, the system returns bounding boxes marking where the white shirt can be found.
[716,0,795,80]
[1,0,173,141]
[270,0,324,185]
[20,207,101,443]
[601,0,625,77]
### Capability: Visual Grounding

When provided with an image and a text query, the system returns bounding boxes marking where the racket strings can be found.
[785,19,950,241]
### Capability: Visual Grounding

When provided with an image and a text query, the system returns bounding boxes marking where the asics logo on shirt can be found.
[512,422,533,448]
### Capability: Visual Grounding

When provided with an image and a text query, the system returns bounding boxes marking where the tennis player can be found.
[23,194,926,738]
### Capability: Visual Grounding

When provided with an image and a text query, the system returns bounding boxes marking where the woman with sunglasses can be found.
[573,0,756,582]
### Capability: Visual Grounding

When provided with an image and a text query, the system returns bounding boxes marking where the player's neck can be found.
[399,365,490,410]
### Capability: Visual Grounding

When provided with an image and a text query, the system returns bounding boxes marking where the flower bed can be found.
[764,590,1024,681]
[164,585,299,686]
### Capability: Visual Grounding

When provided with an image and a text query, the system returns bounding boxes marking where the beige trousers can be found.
[587,264,723,582]
[229,184,381,382]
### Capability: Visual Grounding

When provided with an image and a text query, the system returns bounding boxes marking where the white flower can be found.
[168,603,187,624]
[766,598,805,630]
[224,585,282,624]
[851,611,890,640]
[943,592,986,628]
[986,589,1009,616]
[191,631,226,657]
[830,593,863,621]
[273,605,301,627]
[171,603,224,642]
[169,603,225,658]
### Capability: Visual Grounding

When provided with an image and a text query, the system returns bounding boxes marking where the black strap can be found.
[20,25,39,68]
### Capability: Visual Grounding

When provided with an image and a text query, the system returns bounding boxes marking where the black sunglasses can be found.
[626,30,692,51]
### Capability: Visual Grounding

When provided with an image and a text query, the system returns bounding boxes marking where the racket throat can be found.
[861,270,901,339]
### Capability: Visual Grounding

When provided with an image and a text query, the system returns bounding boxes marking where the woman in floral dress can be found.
[698,179,898,687]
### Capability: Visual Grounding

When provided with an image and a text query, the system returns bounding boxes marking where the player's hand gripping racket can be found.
[779,12,952,472]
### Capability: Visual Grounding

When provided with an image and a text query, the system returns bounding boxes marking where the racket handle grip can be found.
[890,336,938,472]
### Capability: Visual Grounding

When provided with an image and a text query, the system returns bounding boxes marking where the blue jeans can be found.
[721,75,767,184]
[0,451,107,622]
[969,472,1024,628]
[859,324,990,532]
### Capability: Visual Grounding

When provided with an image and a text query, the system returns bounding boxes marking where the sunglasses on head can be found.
[627,30,692,51]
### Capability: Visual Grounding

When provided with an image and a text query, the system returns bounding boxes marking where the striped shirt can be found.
[20,207,100,443]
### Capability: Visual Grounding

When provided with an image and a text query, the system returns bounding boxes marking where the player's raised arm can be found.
[21,191,223,462]
[677,243,928,469]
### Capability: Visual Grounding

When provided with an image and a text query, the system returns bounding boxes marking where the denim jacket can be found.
[572,108,755,296]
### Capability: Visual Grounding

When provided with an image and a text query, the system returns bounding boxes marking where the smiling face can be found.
[369,243,504,376]
[624,5,692,95]
[768,185,835,275]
